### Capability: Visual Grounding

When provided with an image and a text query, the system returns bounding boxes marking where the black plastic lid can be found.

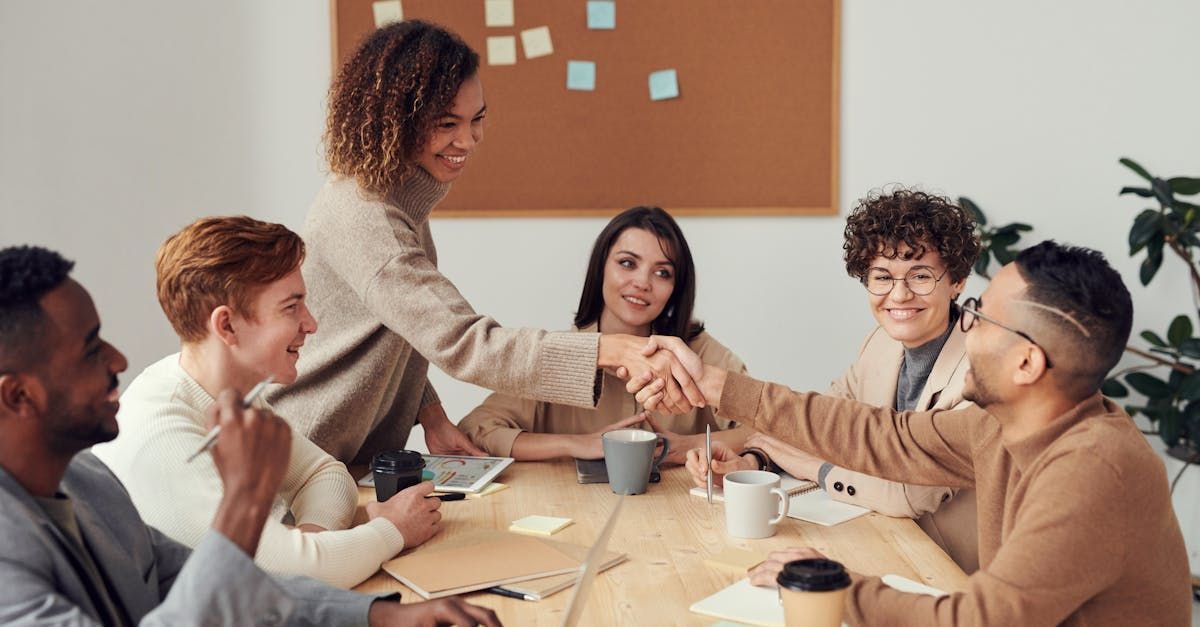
[371,450,425,474]
[776,559,851,592]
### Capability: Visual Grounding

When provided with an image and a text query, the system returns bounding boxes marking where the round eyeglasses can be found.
[862,269,948,296]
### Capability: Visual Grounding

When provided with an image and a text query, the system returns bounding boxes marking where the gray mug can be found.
[602,428,670,495]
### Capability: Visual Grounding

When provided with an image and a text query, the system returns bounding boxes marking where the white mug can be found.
[723,470,789,539]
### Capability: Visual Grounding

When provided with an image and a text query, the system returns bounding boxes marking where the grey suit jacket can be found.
[0,452,378,626]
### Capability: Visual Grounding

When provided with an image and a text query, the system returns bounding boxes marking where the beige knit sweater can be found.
[720,372,1192,626]
[269,171,601,464]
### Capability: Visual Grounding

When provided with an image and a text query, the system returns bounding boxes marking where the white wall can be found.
[2,1,1197,576]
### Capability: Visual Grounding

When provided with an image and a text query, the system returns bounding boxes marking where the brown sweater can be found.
[459,325,747,456]
[269,171,600,465]
[720,372,1191,626]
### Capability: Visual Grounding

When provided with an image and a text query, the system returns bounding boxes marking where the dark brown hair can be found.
[843,189,981,284]
[325,20,479,196]
[575,207,704,340]
[156,216,305,343]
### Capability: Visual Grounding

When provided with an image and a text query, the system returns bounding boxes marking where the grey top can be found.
[895,310,958,412]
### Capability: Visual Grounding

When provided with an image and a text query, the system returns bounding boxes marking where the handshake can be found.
[599,334,726,415]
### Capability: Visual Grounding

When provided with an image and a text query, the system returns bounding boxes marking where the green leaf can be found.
[973,251,991,279]
[1139,249,1163,285]
[1180,372,1200,401]
[1120,186,1155,198]
[1126,372,1172,398]
[993,247,1017,265]
[1159,408,1182,447]
[993,223,1032,235]
[1179,338,1200,359]
[1168,315,1193,347]
[1119,157,1153,182]
[1140,330,1168,347]
[1128,209,1160,254]
[959,197,985,225]
[1101,378,1129,397]
[1152,178,1175,209]
[991,232,1020,248]
[1168,177,1200,196]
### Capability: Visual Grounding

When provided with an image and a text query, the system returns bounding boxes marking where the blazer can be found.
[0,452,378,626]
[825,322,980,573]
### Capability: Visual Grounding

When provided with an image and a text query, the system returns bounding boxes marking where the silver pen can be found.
[705,424,713,504]
[185,375,275,463]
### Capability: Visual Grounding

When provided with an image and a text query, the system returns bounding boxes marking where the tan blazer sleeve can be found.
[457,392,543,456]
[692,332,749,430]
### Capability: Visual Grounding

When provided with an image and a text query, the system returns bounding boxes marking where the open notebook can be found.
[690,575,947,626]
[690,474,868,526]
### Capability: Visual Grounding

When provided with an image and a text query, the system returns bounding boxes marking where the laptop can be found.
[558,494,626,627]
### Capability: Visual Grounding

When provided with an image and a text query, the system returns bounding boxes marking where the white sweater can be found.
[93,354,405,588]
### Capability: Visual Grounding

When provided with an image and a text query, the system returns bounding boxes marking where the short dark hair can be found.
[843,189,981,284]
[0,246,75,371]
[574,206,704,340]
[1014,240,1132,392]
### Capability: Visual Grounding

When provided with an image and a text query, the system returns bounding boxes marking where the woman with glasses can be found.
[688,189,983,573]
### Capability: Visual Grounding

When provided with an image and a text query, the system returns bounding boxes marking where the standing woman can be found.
[459,207,749,463]
[270,21,701,466]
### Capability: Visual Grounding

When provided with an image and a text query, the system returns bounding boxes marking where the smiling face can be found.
[866,244,965,348]
[598,228,677,336]
[35,279,128,453]
[416,74,486,184]
[227,269,317,386]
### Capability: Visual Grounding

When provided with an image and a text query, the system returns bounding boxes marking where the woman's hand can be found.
[568,412,652,459]
[748,547,829,588]
[744,432,825,483]
[600,334,704,415]
[684,440,756,488]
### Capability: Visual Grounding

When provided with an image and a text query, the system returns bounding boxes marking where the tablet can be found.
[358,455,514,494]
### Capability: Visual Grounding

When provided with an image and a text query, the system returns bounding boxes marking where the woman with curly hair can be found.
[268,21,704,470]
[687,188,983,573]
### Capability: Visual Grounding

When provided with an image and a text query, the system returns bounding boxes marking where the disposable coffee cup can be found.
[371,450,425,502]
[777,558,852,627]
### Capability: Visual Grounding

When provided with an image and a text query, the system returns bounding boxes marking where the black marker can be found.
[483,586,534,601]
[427,493,466,501]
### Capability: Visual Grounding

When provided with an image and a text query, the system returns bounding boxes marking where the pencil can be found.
[185,375,275,463]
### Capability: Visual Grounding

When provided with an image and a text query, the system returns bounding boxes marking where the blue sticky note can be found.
[567,60,596,91]
[648,69,679,101]
[587,1,616,30]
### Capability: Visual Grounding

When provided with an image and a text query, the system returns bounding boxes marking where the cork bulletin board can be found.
[331,0,839,217]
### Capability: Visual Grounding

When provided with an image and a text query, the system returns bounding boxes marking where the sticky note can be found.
[466,482,509,499]
[648,69,680,101]
[566,60,596,91]
[520,26,554,59]
[372,0,402,27]
[587,1,616,29]
[510,515,573,536]
[486,36,517,66]
[484,0,514,27]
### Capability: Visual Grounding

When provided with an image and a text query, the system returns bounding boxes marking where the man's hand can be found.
[744,433,825,483]
[684,440,755,488]
[599,334,703,415]
[568,412,651,459]
[420,403,486,456]
[630,361,727,414]
[748,547,829,588]
[206,389,292,556]
[366,481,443,549]
[368,597,501,626]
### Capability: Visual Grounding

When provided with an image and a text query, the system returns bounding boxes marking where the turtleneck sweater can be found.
[268,169,601,464]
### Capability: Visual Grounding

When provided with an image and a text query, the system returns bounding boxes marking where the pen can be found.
[483,586,535,602]
[428,493,466,501]
[705,424,713,505]
[185,375,275,463]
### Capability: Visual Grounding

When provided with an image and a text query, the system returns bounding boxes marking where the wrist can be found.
[597,334,623,369]
[698,366,727,410]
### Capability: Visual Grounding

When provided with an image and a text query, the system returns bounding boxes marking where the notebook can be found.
[688,473,816,502]
[488,543,626,601]
[689,575,946,626]
[383,533,580,599]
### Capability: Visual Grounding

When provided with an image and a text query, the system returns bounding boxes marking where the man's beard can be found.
[962,368,999,408]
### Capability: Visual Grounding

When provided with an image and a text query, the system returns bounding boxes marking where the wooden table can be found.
[353,461,968,625]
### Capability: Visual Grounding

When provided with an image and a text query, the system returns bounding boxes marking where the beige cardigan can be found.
[824,323,979,573]
[459,325,748,456]
[269,171,601,464]
[720,373,1191,626]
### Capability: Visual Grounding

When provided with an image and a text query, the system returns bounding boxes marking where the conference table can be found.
[352,460,968,625]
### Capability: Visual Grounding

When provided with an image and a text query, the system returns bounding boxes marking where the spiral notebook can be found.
[689,474,868,527]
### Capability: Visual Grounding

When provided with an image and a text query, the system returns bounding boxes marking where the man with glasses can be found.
[638,240,1190,625]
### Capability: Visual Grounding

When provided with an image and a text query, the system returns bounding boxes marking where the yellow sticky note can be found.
[520,26,554,59]
[372,0,402,28]
[486,36,517,66]
[466,482,509,499]
[510,515,573,536]
[484,0,514,27]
